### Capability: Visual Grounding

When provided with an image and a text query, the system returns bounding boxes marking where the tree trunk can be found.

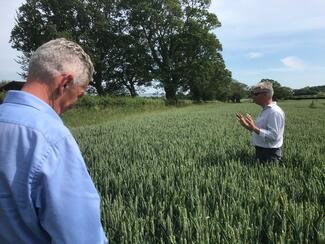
[164,83,177,103]
[126,83,138,97]
[92,52,105,95]
[92,71,104,95]
[190,85,201,101]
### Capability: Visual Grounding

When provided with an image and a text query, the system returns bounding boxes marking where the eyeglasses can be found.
[252,91,267,96]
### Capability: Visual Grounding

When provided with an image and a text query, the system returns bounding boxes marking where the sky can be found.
[1,0,324,89]
[210,0,325,88]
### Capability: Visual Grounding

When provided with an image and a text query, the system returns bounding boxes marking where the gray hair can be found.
[254,81,274,97]
[28,38,94,85]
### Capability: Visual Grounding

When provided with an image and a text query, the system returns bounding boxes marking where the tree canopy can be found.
[10,0,231,101]
[259,79,293,100]
[293,85,325,96]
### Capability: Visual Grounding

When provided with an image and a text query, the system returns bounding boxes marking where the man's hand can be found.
[236,112,251,131]
[235,112,260,134]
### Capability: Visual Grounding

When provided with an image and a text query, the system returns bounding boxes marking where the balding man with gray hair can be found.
[236,81,285,162]
[0,38,108,243]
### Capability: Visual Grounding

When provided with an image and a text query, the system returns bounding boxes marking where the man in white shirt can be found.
[236,81,285,162]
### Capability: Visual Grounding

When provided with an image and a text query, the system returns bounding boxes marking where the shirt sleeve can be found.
[256,111,284,143]
[35,135,108,244]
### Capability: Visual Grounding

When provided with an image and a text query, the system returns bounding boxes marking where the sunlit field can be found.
[64,99,325,243]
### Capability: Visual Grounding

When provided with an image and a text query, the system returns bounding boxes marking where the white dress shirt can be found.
[251,102,285,148]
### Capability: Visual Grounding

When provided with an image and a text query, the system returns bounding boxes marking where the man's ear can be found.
[58,74,74,96]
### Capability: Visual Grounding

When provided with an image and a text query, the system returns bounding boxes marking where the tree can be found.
[11,0,88,75]
[226,79,248,103]
[11,0,229,101]
[175,18,231,101]
[10,0,149,96]
[126,0,229,101]
[260,79,293,100]
[112,34,153,97]
[0,80,10,86]
[293,85,325,96]
[0,81,10,103]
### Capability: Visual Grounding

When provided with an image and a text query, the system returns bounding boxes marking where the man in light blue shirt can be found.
[0,38,107,243]
[236,81,285,162]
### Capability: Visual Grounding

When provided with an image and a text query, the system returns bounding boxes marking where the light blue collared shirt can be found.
[0,91,107,243]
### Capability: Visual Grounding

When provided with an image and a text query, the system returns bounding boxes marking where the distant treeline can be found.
[290,96,325,100]
[289,85,325,100]
[255,80,325,101]
[293,85,325,96]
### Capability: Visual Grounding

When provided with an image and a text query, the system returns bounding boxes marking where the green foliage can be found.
[294,85,325,96]
[164,11,231,101]
[292,85,325,99]
[260,79,294,100]
[227,79,249,102]
[0,91,6,104]
[0,81,10,103]
[290,95,325,100]
[0,80,10,86]
[62,96,167,127]
[64,100,325,243]
[11,0,230,101]
[10,0,144,95]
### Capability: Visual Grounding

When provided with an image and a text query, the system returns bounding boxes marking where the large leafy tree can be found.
[10,0,109,94]
[227,80,248,103]
[175,14,231,101]
[112,28,153,97]
[126,0,230,101]
[11,0,87,73]
[11,0,230,100]
[10,0,150,95]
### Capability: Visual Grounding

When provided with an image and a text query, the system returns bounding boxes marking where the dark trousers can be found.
[255,146,282,162]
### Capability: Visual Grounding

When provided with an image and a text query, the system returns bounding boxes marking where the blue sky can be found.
[210,0,325,88]
[1,0,324,89]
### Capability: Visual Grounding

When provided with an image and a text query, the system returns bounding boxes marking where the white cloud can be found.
[248,52,263,59]
[209,1,325,88]
[281,56,305,70]
[210,0,325,38]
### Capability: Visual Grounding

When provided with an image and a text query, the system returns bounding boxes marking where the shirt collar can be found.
[263,101,277,110]
[3,90,62,122]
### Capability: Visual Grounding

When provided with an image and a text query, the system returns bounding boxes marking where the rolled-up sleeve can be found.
[257,111,284,143]
[36,135,108,244]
